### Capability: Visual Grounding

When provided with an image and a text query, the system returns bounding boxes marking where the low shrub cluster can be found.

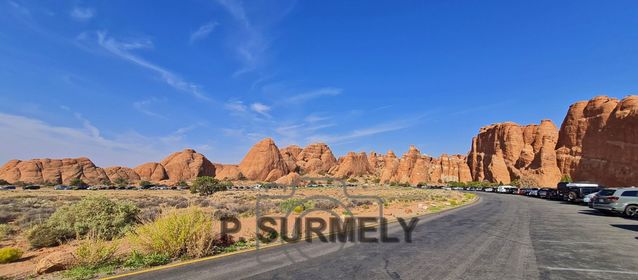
[27,197,139,248]
[0,224,11,240]
[123,251,171,269]
[0,247,22,264]
[129,207,218,259]
[74,235,119,268]
[279,198,315,214]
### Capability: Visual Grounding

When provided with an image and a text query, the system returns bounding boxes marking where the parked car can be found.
[54,185,70,190]
[557,182,600,203]
[526,188,540,197]
[22,185,41,190]
[497,185,516,193]
[0,185,17,190]
[583,192,598,204]
[515,188,528,195]
[537,188,550,198]
[592,187,638,217]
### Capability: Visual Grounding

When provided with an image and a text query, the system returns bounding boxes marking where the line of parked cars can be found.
[464,182,638,218]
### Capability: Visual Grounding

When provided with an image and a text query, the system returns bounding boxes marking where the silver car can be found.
[592,187,638,217]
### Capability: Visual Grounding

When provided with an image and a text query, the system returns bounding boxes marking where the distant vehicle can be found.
[0,185,17,190]
[527,188,540,196]
[537,188,549,198]
[54,185,70,190]
[583,192,598,205]
[515,188,528,195]
[592,187,638,217]
[22,185,41,190]
[497,186,516,193]
[484,187,493,192]
[557,182,600,202]
[72,185,88,190]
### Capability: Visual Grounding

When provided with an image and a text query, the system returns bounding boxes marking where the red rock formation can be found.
[238,138,289,181]
[213,164,243,180]
[280,145,302,172]
[295,143,338,175]
[0,158,109,185]
[274,172,302,186]
[377,146,472,185]
[556,96,638,186]
[160,149,215,182]
[467,120,562,186]
[380,151,400,183]
[104,166,140,183]
[330,152,374,178]
[133,162,168,182]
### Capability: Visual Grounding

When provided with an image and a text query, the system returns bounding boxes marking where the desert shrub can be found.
[212,209,238,220]
[113,178,128,187]
[75,235,119,268]
[69,178,87,187]
[123,251,171,269]
[138,207,162,222]
[0,179,9,185]
[138,181,153,188]
[279,198,314,213]
[190,177,229,196]
[27,197,138,248]
[46,197,139,240]
[314,200,339,210]
[63,264,117,280]
[0,224,11,240]
[27,223,73,248]
[0,247,23,264]
[350,199,374,207]
[16,208,56,229]
[347,178,358,183]
[225,202,256,216]
[129,207,217,259]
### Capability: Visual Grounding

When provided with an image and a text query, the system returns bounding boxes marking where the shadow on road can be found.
[610,224,638,232]
[578,210,613,217]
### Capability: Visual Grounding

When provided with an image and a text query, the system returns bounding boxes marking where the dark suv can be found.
[557,182,600,203]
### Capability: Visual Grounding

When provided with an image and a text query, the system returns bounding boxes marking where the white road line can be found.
[542,267,638,275]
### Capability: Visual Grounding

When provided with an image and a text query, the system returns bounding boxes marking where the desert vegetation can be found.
[0,183,475,279]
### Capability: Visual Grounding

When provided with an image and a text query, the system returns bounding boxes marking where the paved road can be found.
[122,193,638,280]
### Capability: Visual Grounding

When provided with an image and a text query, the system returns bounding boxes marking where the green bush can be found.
[0,247,23,264]
[190,177,229,196]
[128,207,217,259]
[27,197,139,248]
[138,180,153,187]
[0,224,11,240]
[69,178,87,187]
[75,235,119,268]
[27,223,73,248]
[63,264,117,280]
[279,198,314,213]
[123,251,171,269]
[47,197,139,240]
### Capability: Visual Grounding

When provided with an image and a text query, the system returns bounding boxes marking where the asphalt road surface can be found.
[121,192,638,280]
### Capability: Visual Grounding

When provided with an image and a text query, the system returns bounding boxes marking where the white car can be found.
[583,192,598,204]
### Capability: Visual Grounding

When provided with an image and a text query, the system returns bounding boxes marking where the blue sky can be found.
[1,0,637,167]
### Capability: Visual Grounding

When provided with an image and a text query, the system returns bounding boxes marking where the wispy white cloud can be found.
[225,100,248,113]
[286,87,343,104]
[133,98,167,119]
[307,117,422,144]
[95,31,210,100]
[190,21,219,43]
[160,122,207,145]
[0,112,211,167]
[216,0,269,77]
[250,102,271,117]
[70,7,94,21]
